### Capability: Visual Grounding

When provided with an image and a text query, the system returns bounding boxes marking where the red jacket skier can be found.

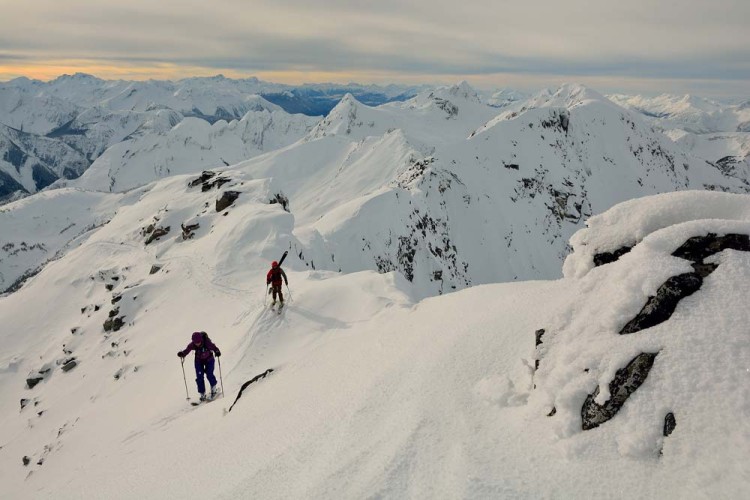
[266,261,288,306]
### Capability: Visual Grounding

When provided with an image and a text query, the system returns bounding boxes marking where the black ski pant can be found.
[271,283,284,302]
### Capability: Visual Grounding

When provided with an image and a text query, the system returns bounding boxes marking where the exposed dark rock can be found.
[540,109,570,133]
[188,170,231,192]
[664,412,677,437]
[581,352,658,430]
[503,163,520,170]
[535,328,545,347]
[20,398,29,410]
[547,407,556,417]
[216,191,240,212]
[620,273,704,334]
[105,284,114,291]
[22,456,30,466]
[535,328,545,370]
[144,226,170,245]
[593,245,633,267]
[103,316,125,332]
[149,264,162,275]
[188,170,216,188]
[70,327,79,334]
[111,294,122,304]
[26,376,44,389]
[671,233,750,263]
[269,193,290,212]
[691,262,719,278]
[108,307,119,318]
[61,358,77,372]
[94,305,100,312]
[181,222,200,240]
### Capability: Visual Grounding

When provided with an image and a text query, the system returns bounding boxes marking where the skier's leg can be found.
[278,287,284,304]
[206,358,217,388]
[195,360,206,395]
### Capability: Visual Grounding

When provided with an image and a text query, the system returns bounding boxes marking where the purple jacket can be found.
[180,335,220,362]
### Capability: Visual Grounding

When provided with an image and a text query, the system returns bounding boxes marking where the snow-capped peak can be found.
[447,80,482,103]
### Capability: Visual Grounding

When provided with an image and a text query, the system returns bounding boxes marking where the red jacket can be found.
[266,267,288,286]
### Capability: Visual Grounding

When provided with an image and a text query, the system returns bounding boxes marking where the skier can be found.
[266,260,288,308]
[178,331,221,401]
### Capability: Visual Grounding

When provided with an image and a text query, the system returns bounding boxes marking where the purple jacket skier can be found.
[178,331,221,400]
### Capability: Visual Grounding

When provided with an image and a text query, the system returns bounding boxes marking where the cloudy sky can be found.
[0,0,748,96]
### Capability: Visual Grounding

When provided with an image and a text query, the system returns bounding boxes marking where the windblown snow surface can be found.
[0,182,749,498]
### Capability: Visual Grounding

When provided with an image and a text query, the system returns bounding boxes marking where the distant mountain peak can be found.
[448,80,481,102]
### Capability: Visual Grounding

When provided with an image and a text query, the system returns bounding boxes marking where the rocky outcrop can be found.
[581,352,658,430]
[620,273,703,334]
[216,191,240,212]
[269,193,289,212]
[103,308,125,332]
[188,170,230,192]
[621,233,750,335]
[144,225,170,245]
[593,245,633,267]
[664,412,677,437]
[580,232,750,431]
[181,222,200,240]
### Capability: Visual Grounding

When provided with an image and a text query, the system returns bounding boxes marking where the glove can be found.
[178,352,186,358]
[215,351,221,357]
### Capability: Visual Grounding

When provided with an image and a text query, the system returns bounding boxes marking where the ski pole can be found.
[285,284,292,304]
[217,356,225,398]
[180,358,189,400]
[263,285,269,306]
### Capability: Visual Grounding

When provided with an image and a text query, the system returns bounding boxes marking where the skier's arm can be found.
[281,268,288,285]
[179,343,195,357]
[207,339,221,357]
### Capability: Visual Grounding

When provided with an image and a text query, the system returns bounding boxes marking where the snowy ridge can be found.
[0,187,748,497]
[66,107,319,193]
[608,93,750,134]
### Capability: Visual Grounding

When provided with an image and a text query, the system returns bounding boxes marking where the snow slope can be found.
[0,185,748,498]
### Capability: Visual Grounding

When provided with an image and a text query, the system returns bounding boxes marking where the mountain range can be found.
[0,74,424,200]
[1,74,749,497]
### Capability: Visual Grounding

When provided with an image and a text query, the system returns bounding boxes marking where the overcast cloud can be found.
[0,0,747,95]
